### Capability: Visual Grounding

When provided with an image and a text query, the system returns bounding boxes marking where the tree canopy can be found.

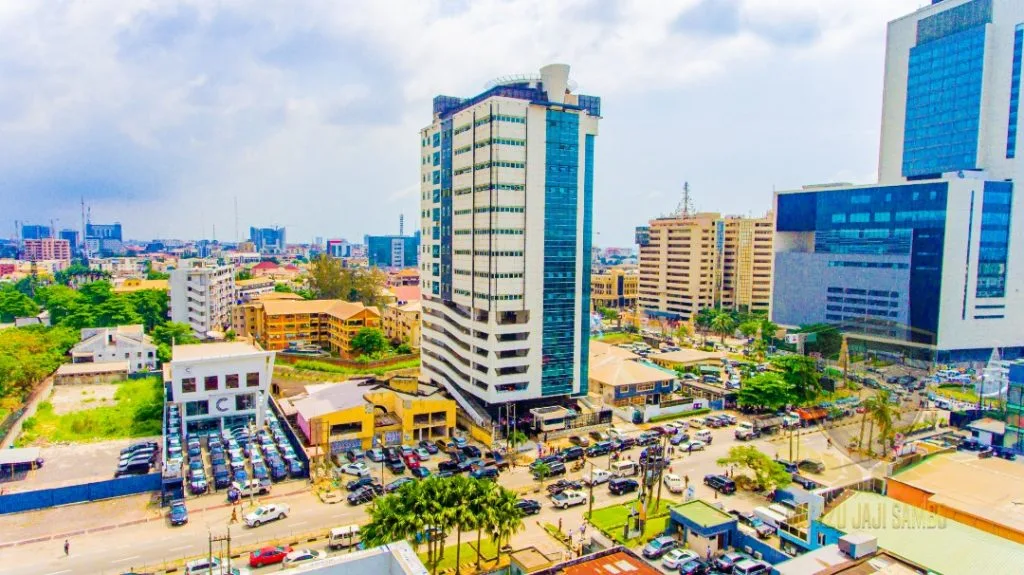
[350,327,389,357]
[0,326,78,401]
[307,255,388,307]
[772,355,820,403]
[0,286,40,322]
[717,445,791,492]
[736,372,794,410]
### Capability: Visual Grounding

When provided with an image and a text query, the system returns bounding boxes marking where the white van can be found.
[328,524,362,550]
[733,559,770,575]
[607,427,629,441]
[695,429,713,443]
[610,460,638,477]
[582,468,612,485]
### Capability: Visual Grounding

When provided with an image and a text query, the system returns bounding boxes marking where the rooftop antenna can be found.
[80,196,87,257]
[676,181,694,218]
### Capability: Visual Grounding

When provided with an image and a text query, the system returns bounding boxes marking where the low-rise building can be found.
[235,277,276,303]
[647,348,727,370]
[287,540,427,575]
[166,341,275,436]
[286,378,455,451]
[112,278,169,294]
[588,341,675,407]
[70,325,157,374]
[232,298,381,356]
[591,268,638,311]
[382,300,421,348]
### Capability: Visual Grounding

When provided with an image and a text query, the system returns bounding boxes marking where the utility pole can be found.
[585,460,596,520]
[210,529,232,573]
[654,433,668,509]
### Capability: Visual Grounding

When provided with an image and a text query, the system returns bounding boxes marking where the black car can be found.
[212,466,231,489]
[635,433,659,446]
[115,460,151,477]
[714,552,748,573]
[679,560,709,575]
[347,485,381,505]
[386,459,406,474]
[462,445,482,458]
[419,440,439,455]
[608,478,639,495]
[704,474,736,494]
[561,446,584,462]
[586,442,612,457]
[792,475,819,490]
[121,441,158,457]
[958,438,983,451]
[531,455,562,469]
[546,479,583,495]
[470,466,499,480]
[515,499,542,515]
[774,459,797,473]
[347,476,379,491]
[533,461,565,478]
[383,447,401,462]
[994,446,1018,460]
[438,460,461,474]
[614,437,636,450]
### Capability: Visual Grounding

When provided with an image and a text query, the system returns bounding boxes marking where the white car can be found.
[582,468,611,486]
[245,503,289,527]
[232,479,270,497]
[551,490,587,509]
[664,421,688,432]
[679,440,706,452]
[340,462,371,477]
[662,473,684,493]
[284,549,325,566]
[663,549,700,569]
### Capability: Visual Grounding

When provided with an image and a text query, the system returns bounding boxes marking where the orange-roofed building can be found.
[232,298,380,357]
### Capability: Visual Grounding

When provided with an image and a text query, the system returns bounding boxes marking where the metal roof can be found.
[0,447,42,465]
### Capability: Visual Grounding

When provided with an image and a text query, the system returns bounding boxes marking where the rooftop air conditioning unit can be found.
[838,533,877,559]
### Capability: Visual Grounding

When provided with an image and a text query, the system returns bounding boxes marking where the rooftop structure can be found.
[286,540,428,575]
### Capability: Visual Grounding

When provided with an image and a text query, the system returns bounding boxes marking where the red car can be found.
[249,545,293,567]
[402,453,420,469]
[649,426,669,436]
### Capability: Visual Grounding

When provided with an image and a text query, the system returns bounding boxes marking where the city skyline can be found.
[2,0,922,246]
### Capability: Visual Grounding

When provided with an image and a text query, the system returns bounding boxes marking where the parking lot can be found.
[1,437,161,493]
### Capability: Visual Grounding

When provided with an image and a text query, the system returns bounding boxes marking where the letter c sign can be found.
[216,397,231,413]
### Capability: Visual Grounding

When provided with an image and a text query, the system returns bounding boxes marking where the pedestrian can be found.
[230,507,238,524]
[706,545,712,561]
[684,474,689,487]
[688,444,693,455]
[64,539,69,556]
[558,517,563,533]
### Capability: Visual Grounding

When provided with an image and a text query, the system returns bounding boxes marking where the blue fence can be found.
[735,531,792,565]
[0,473,161,515]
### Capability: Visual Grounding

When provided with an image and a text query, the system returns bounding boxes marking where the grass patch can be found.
[592,332,641,345]
[418,537,500,573]
[934,385,982,404]
[16,377,163,446]
[588,500,675,545]
[291,358,421,377]
[649,408,711,423]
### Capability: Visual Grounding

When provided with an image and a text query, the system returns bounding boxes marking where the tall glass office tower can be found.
[772,0,1024,363]
[418,64,600,420]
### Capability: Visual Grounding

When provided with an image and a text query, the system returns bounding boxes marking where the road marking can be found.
[112,555,140,563]
[169,544,192,552]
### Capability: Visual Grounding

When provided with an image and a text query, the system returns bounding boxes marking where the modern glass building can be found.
[249,226,286,255]
[365,232,420,269]
[418,64,600,418]
[773,0,1024,363]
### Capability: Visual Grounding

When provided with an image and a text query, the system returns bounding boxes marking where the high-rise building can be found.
[419,63,601,417]
[59,229,80,256]
[85,222,124,256]
[772,0,1024,363]
[636,212,774,321]
[22,238,72,264]
[326,239,352,258]
[365,232,419,268]
[20,224,51,240]
[249,226,286,254]
[169,259,236,339]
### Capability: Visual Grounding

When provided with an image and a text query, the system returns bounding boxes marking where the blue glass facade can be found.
[1008,24,1023,159]
[365,234,420,268]
[578,134,595,397]
[542,110,579,397]
[439,119,453,300]
[776,183,948,344]
[902,25,987,178]
[976,181,1013,298]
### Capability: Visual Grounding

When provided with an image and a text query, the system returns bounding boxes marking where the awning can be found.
[0,447,42,466]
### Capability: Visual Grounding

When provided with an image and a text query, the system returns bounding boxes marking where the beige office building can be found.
[636,212,773,321]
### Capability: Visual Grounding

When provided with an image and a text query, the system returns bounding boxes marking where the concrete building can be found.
[365,232,419,269]
[112,278,169,294]
[232,297,381,356]
[22,238,71,264]
[590,268,638,311]
[773,0,1024,363]
[286,378,455,452]
[588,341,675,408]
[419,63,600,418]
[58,229,79,256]
[235,277,276,303]
[85,223,124,256]
[70,325,157,374]
[166,341,275,436]
[1006,361,1024,452]
[636,212,773,321]
[249,226,286,255]
[382,301,421,349]
[20,224,50,240]
[169,258,236,339]
[286,540,428,575]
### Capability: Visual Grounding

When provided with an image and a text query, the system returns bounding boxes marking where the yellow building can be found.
[636,211,773,321]
[112,278,170,293]
[591,268,639,310]
[231,297,381,357]
[288,379,455,450]
[382,300,421,348]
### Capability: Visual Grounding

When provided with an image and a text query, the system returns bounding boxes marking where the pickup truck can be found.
[582,468,611,486]
[734,422,759,441]
[233,479,271,497]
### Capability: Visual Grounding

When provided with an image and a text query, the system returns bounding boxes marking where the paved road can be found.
[0,416,868,575]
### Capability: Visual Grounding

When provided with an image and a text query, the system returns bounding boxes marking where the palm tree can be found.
[695,309,715,347]
[470,480,497,570]
[451,477,477,574]
[711,313,736,345]
[490,488,525,564]
[673,323,691,345]
[533,461,551,492]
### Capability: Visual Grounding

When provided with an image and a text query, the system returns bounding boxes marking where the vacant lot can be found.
[49,383,120,415]
[16,377,163,446]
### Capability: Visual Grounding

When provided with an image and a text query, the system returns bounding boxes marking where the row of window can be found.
[181,373,260,393]
[826,261,910,270]
[826,287,898,298]
[454,206,525,215]
[185,394,256,416]
[454,228,524,235]
[453,249,525,257]
[453,183,526,197]
[475,160,525,171]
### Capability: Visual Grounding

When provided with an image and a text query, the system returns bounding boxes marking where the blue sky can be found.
[0,0,922,246]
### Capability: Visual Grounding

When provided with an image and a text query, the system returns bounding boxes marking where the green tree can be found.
[694,308,716,346]
[759,319,780,343]
[396,342,412,354]
[0,326,78,399]
[35,285,85,324]
[152,322,200,347]
[308,254,388,307]
[0,287,40,322]
[717,445,791,492]
[350,327,388,356]
[146,270,170,280]
[772,355,820,403]
[739,321,760,339]
[737,372,795,410]
[95,296,143,327]
[274,283,293,293]
[235,269,253,281]
[125,290,169,331]
[800,324,842,358]
[673,323,691,344]
[489,486,525,564]
[711,312,736,342]
[863,390,900,456]
[78,281,113,305]
[533,461,551,492]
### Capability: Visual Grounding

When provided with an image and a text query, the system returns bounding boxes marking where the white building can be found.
[70,325,157,374]
[772,0,1024,363]
[169,258,236,339]
[167,341,275,436]
[235,277,276,303]
[419,64,600,420]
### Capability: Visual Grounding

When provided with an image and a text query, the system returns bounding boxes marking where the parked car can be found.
[462,445,482,458]
[551,490,587,509]
[184,557,222,574]
[546,479,584,496]
[587,442,612,457]
[386,459,406,474]
[732,559,770,575]
[679,440,706,452]
[348,485,380,505]
[561,446,585,462]
[249,545,293,568]
[608,477,639,496]
[419,440,439,454]
[345,449,365,462]
[533,461,566,478]
[589,430,610,442]
[168,500,189,526]
[346,476,379,491]
[366,448,385,462]
[662,549,699,569]
[679,559,710,575]
[669,432,690,446]
[515,499,542,515]
[792,475,820,490]
[470,466,499,480]
[415,447,432,461]
[714,552,749,573]
[582,468,611,485]
[531,455,562,468]
[797,459,825,474]
[641,535,678,559]
[386,477,415,492]
[774,459,798,473]
[704,474,736,494]
[635,432,659,446]
[662,473,684,493]
[115,460,151,478]
[283,549,325,566]
[245,503,289,528]
[233,479,270,497]
[568,435,591,448]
